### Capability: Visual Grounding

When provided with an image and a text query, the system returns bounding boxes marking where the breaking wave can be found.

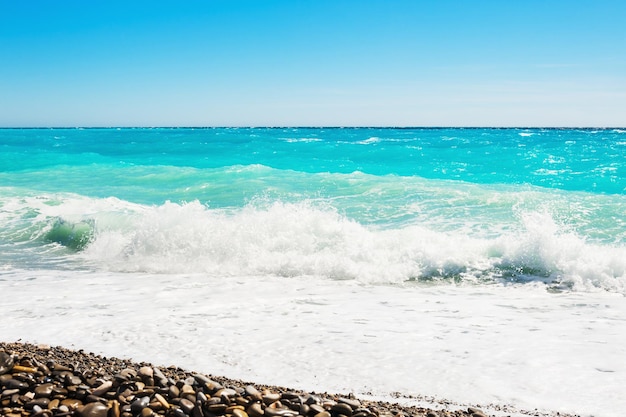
[2,193,624,294]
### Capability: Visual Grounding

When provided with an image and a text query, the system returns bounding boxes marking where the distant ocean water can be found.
[1,128,626,417]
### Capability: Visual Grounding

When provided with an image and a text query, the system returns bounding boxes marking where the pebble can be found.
[7,378,30,390]
[339,397,362,409]
[34,383,54,397]
[78,402,109,417]
[179,397,195,413]
[0,342,522,417]
[467,408,487,417]
[91,380,112,397]
[245,385,263,402]
[27,398,50,409]
[234,408,250,417]
[154,392,170,409]
[0,352,15,375]
[248,401,265,417]
[331,402,354,416]
[61,398,83,410]
[130,396,150,413]
[139,366,154,385]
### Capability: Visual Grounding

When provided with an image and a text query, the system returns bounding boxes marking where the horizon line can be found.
[1,126,625,130]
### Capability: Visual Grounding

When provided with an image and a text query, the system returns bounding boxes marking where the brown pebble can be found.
[247,402,265,417]
[169,384,180,398]
[262,393,281,405]
[51,386,68,397]
[91,380,113,397]
[234,408,250,417]
[181,383,195,395]
[119,368,137,380]
[155,393,170,409]
[108,400,121,417]
[208,403,228,413]
[179,397,195,414]
[140,407,155,417]
[27,398,51,408]
[138,366,153,377]
[78,402,109,417]
[245,385,263,402]
[48,398,60,410]
[468,408,487,417]
[339,398,361,410]
[332,403,353,417]
[12,365,38,374]
[227,405,245,411]
[50,362,72,372]
[61,398,83,410]
[216,387,237,397]
[34,383,53,398]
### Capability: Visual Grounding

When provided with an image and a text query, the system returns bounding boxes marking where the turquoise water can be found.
[1,127,625,291]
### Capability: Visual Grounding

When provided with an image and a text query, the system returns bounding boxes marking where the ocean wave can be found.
[2,193,624,294]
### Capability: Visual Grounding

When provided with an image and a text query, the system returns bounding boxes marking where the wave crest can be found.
[2,193,624,294]
[77,200,626,294]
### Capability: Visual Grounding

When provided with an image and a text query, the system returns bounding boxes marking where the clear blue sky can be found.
[1,0,625,127]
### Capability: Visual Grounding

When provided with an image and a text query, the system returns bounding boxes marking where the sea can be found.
[1,127,625,417]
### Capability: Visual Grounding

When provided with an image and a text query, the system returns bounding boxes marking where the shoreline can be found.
[0,342,580,417]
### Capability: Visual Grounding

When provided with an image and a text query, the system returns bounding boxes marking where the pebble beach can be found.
[0,342,580,417]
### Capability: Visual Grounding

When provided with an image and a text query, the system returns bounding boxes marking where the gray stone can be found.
[0,352,15,375]
[27,397,51,409]
[130,396,150,413]
[4,378,29,390]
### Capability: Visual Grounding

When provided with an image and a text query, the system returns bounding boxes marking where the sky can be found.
[1,0,625,127]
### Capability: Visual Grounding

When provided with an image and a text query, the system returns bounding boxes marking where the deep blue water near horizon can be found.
[1,127,625,292]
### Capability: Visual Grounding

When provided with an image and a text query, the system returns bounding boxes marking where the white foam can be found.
[3,195,625,294]
[356,137,381,144]
[1,271,624,417]
[80,200,626,293]
[280,137,323,143]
